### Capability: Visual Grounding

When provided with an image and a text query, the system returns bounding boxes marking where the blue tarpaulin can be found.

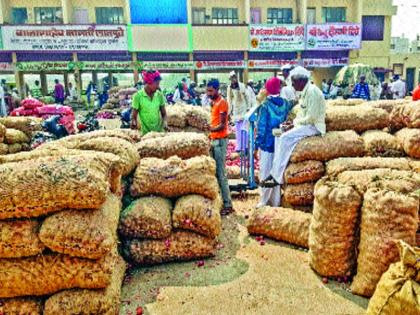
[130,0,188,24]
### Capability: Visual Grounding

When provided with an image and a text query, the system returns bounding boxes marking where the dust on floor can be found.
[120,191,368,315]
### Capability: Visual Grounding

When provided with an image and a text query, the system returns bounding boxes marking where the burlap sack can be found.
[0,220,44,258]
[167,105,188,128]
[137,132,210,160]
[76,137,140,176]
[290,131,365,163]
[45,129,135,146]
[131,156,219,199]
[327,99,365,107]
[351,189,418,297]
[309,179,362,277]
[44,255,126,315]
[0,298,42,315]
[227,165,241,179]
[7,143,24,154]
[141,131,166,141]
[326,106,389,133]
[4,129,29,144]
[39,194,121,259]
[186,106,210,130]
[124,231,216,265]
[118,197,172,239]
[168,126,206,134]
[0,123,6,143]
[118,129,142,142]
[326,157,411,176]
[0,249,118,298]
[395,128,420,159]
[283,183,315,206]
[368,99,409,113]
[366,241,420,315]
[362,130,404,157]
[0,148,81,164]
[172,195,222,239]
[247,207,311,248]
[0,155,113,220]
[0,143,7,155]
[0,117,43,136]
[409,159,420,172]
[280,198,313,213]
[284,161,325,184]
[390,101,420,130]
[336,169,417,194]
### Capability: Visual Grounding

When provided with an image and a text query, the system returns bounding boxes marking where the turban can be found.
[207,79,220,90]
[265,77,281,96]
[290,66,311,80]
[142,70,161,85]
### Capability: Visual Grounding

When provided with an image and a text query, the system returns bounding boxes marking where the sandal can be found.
[221,207,235,216]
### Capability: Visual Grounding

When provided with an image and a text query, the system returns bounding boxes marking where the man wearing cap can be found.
[227,71,251,152]
[391,75,407,99]
[280,64,298,103]
[131,70,168,135]
[261,66,326,189]
[206,79,234,215]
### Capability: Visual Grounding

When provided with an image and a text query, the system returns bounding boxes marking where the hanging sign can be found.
[303,57,349,68]
[69,61,134,71]
[16,62,69,71]
[139,61,194,70]
[305,23,362,50]
[0,62,14,72]
[2,25,127,51]
[195,61,246,70]
[249,24,305,52]
[248,60,298,69]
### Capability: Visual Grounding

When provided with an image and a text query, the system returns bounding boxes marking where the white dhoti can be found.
[270,125,320,184]
[0,98,6,117]
[258,150,281,208]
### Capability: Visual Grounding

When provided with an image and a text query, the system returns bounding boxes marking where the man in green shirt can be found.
[31,80,43,99]
[131,70,168,135]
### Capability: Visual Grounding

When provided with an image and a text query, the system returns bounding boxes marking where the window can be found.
[212,8,238,25]
[73,8,89,24]
[322,7,346,23]
[192,8,206,24]
[11,8,28,24]
[34,7,63,24]
[267,8,293,24]
[251,8,261,23]
[307,8,316,24]
[95,7,124,24]
[390,44,396,50]
[362,16,384,41]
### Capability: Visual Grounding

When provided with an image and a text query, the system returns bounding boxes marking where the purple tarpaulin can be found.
[301,50,349,59]
[248,52,297,60]
[137,53,190,61]
[78,52,132,61]
[194,51,245,61]
[16,52,73,62]
[0,53,12,63]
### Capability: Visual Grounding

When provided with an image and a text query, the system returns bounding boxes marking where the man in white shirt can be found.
[0,81,6,117]
[227,71,251,152]
[246,80,257,107]
[391,75,407,99]
[261,66,326,189]
[280,64,298,103]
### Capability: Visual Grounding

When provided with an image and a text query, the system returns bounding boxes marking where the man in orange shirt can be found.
[412,83,420,101]
[207,79,233,215]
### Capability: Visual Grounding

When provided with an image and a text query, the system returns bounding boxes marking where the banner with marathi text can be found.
[248,60,298,69]
[249,24,305,52]
[305,23,362,50]
[303,58,349,68]
[1,25,127,51]
[195,61,246,70]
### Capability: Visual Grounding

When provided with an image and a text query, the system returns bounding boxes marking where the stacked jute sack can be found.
[0,155,126,314]
[166,103,210,133]
[280,102,420,209]
[120,132,222,265]
[0,129,142,314]
[0,117,43,155]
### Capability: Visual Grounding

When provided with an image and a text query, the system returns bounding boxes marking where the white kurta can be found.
[227,82,251,122]
[258,150,281,207]
[391,80,406,99]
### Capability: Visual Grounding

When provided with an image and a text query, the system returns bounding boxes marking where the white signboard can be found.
[303,58,349,68]
[248,60,298,69]
[0,62,14,72]
[249,24,305,52]
[195,61,246,70]
[1,25,127,51]
[305,23,362,51]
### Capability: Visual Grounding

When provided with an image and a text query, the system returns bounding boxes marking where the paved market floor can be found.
[120,192,368,315]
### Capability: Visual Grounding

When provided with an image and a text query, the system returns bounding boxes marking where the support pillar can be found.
[63,72,69,96]
[92,71,98,85]
[355,0,363,23]
[12,53,24,97]
[243,51,249,83]
[189,53,195,83]
[297,0,308,24]
[40,72,48,96]
[72,52,82,98]
[132,53,139,84]
[108,72,113,87]
[245,0,251,24]
[61,0,71,24]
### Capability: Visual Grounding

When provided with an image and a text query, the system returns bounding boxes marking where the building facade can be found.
[2,0,417,95]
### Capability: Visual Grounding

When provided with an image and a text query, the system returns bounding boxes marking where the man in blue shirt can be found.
[351,75,371,100]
